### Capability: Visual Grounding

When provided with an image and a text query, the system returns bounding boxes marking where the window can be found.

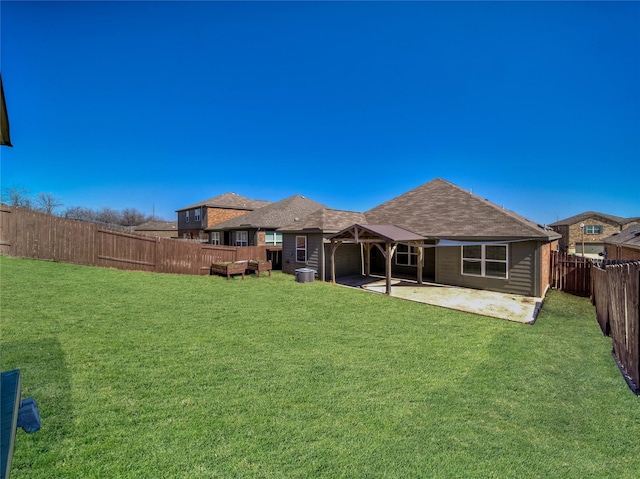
[185,211,190,223]
[210,232,220,245]
[235,231,248,247]
[396,244,421,266]
[264,231,283,246]
[462,244,508,279]
[584,225,602,234]
[296,236,307,262]
[194,208,201,222]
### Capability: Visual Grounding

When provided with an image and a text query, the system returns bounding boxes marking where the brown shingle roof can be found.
[279,208,367,233]
[604,224,640,250]
[207,194,326,230]
[134,221,177,231]
[364,178,558,240]
[549,211,632,227]
[176,192,271,212]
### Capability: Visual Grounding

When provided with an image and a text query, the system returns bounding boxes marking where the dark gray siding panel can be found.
[324,243,361,281]
[435,241,537,296]
[282,233,323,278]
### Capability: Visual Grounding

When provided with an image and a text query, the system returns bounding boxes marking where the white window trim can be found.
[296,235,307,263]
[395,244,423,267]
[185,211,189,223]
[264,231,283,246]
[235,231,248,247]
[585,225,602,235]
[194,208,201,222]
[461,244,508,279]
[210,231,220,245]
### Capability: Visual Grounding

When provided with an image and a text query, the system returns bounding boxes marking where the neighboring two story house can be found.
[549,212,640,257]
[176,192,271,241]
[205,194,326,247]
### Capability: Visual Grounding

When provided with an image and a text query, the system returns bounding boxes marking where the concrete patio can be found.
[336,275,543,324]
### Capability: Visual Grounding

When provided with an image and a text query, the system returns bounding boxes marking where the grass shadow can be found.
[2,337,73,474]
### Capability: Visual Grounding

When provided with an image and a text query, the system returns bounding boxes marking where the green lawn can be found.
[1,256,639,478]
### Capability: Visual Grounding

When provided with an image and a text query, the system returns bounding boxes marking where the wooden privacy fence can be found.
[0,206,270,275]
[550,251,592,296]
[591,261,640,395]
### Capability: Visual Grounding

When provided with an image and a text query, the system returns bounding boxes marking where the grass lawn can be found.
[1,256,639,478]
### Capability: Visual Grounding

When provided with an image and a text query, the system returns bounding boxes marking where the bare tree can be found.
[120,208,149,226]
[63,206,96,222]
[35,192,63,215]
[94,207,121,225]
[1,184,32,208]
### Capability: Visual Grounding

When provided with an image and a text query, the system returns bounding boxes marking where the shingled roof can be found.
[604,224,640,250]
[176,192,271,212]
[207,194,326,230]
[549,211,638,227]
[365,178,558,240]
[279,208,368,233]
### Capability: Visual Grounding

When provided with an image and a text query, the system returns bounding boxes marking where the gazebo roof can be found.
[329,224,425,243]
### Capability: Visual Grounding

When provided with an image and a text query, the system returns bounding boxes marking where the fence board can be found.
[607,263,640,393]
[591,264,610,336]
[0,206,270,276]
[551,251,591,296]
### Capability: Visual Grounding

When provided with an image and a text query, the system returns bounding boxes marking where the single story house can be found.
[279,178,560,297]
[176,192,271,241]
[603,224,640,261]
[134,220,178,238]
[549,212,639,257]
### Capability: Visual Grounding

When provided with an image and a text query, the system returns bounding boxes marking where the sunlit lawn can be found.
[1,256,639,478]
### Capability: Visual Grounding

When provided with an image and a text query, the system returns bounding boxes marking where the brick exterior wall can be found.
[561,218,631,254]
[605,245,640,261]
[206,208,251,228]
[540,240,558,295]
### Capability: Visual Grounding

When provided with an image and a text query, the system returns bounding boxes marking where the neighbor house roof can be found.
[548,211,637,227]
[364,178,559,240]
[134,221,178,232]
[603,224,640,250]
[279,208,367,233]
[206,194,326,231]
[176,192,271,212]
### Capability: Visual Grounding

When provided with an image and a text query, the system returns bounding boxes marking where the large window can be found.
[235,231,248,247]
[585,225,602,234]
[462,244,508,279]
[210,232,220,245]
[396,244,421,266]
[264,231,283,246]
[296,236,307,262]
[194,208,201,222]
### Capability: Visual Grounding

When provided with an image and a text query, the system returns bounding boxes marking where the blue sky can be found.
[1,1,638,224]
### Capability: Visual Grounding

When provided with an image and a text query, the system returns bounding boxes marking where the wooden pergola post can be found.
[364,243,371,277]
[417,243,423,285]
[385,242,392,295]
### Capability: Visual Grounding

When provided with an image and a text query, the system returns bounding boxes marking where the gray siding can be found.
[324,243,362,281]
[435,241,537,296]
[282,233,324,278]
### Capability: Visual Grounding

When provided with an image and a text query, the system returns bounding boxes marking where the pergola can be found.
[328,224,426,295]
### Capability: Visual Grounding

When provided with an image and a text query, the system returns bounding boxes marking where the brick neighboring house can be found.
[549,212,640,257]
[206,194,326,247]
[134,221,178,238]
[604,224,640,261]
[176,193,271,241]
